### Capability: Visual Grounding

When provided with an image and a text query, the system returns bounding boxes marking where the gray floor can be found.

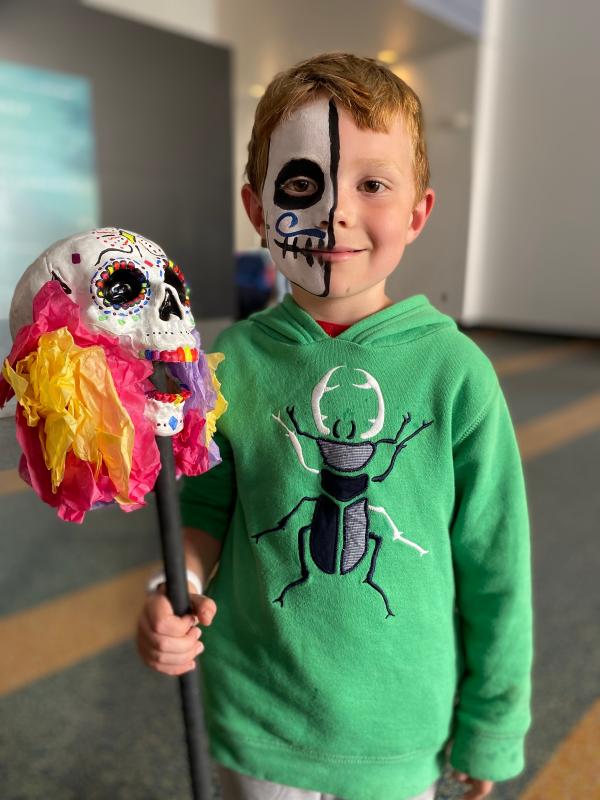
[1,328,599,799]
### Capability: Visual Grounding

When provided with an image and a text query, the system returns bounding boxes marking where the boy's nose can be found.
[331,188,356,228]
[315,209,354,230]
[314,188,356,230]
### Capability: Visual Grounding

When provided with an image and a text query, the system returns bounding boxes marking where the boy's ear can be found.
[406,188,435,245]
[241,183,266,240]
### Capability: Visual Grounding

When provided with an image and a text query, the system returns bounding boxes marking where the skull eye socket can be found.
[164,262,190,307]
[94,260,149,308]
[274,158,325,210]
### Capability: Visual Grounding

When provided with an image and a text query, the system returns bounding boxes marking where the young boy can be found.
[137,53,532,800]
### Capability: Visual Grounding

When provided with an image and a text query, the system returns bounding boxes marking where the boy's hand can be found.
[136,585,217,676]
[452,771,494,799]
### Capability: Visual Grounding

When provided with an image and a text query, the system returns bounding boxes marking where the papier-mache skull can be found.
[10,227,198,436]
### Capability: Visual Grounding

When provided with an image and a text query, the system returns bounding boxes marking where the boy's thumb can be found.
[190,592,217,622]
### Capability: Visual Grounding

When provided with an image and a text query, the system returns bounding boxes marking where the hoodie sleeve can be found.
[449,381,533,782]
[180,430,237,540]
[179,326,239,539]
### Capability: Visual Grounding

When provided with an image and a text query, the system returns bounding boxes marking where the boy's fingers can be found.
[146,642,204,666]
[459,778,495,800]
[142,618,202,655]
[190,594,217,625]
[163,661,198,677]
[146,592,198,635]
[139,645,198,676]
[137,623,204,665]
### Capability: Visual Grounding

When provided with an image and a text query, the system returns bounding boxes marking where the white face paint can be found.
[262,96,340,296]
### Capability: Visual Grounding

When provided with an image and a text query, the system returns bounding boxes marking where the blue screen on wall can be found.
[0,60,100,357]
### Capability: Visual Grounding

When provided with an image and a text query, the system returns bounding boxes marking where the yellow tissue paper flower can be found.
[205,352,228,445]
[2,328,134,497]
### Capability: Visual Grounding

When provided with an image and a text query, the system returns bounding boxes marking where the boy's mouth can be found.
[274,237,363,266]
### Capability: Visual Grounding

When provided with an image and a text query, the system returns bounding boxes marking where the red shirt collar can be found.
[316,319,351,337]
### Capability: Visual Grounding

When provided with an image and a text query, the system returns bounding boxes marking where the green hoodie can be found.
[181,293,532,800]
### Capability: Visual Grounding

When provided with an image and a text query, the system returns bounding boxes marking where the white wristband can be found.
[146,569,203,595]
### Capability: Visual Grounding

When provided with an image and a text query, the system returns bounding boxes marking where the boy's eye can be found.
[273,158,325,210]
[280,177,319,196]
[361,180,385,194]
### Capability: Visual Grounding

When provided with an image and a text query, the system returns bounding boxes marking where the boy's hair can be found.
[245,52,430,206]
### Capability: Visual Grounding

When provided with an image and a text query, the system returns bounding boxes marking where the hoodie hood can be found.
[249,293,456,347]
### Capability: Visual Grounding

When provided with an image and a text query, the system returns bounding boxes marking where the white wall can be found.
[82,0,219,42]
[463,0,600,334]
[386,41,478,317]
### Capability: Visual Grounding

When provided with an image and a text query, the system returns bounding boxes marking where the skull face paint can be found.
[262,96,340,296]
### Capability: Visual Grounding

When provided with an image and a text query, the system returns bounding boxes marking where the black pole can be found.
[153,365,212,800]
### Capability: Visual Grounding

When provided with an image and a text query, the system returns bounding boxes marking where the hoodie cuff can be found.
[449,724,526,782]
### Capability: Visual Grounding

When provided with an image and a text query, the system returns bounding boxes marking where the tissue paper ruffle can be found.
[0,281,160,522]
[0,280,227,522]
[206,353,228,466]
[172,410,209,477]
[167,330,227,473]
[3,328,134,498]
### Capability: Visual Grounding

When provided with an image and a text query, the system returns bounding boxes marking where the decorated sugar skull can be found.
[10,227,199,436]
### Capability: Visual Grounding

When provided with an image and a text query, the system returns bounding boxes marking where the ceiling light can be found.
[377,49,398,64]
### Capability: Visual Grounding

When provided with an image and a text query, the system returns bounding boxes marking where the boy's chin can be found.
[278,266,330,298]
[290,281,360,302]
[290,276,392,307]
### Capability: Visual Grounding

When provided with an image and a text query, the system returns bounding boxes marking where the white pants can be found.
[217,765,439,800]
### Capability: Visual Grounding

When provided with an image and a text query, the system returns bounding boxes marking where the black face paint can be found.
[327,99,340,253]
[314,99,340,297]
[274,158,325,210]
[262,97,341,297]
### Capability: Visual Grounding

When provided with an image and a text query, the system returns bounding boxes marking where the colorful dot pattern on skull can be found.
[92,259,150,316]
[148,389,191,405]
[143,347,198,362]
[93,229,134,251]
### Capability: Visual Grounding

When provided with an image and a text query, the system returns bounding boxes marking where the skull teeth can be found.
[147,389,191,405]
[143,347,198,362]
[279,235,327,261]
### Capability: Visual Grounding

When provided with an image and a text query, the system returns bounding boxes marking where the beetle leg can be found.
[285,405,318,440]
[368,505,429,556]
[373,418,434,482]
[364,533,395,618]
[273,524,311,607]
[272,414,319,474]
[252,497,318,543]
[375,412,412,445]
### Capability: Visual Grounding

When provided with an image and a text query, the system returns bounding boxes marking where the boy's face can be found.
[244,95,434,303]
